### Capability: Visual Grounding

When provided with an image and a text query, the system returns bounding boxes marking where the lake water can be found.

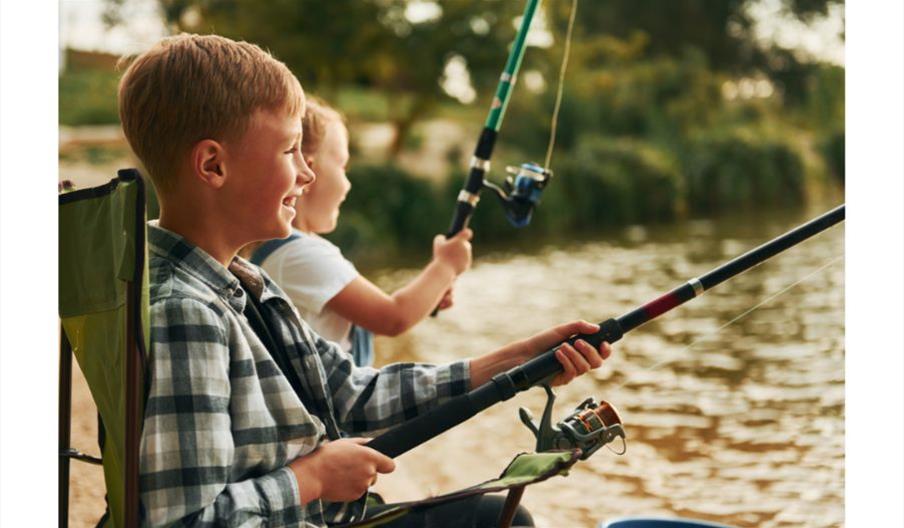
[63,199,844,527]
[368,204,844,528]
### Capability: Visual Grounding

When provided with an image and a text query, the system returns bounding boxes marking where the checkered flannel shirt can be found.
[141,223,471,527]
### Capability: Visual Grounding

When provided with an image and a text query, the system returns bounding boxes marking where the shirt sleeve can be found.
[308,330,472,435]
[264,236,358,315]
[141,296,303,527]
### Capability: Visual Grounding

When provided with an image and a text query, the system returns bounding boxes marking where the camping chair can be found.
[59,169,149,527]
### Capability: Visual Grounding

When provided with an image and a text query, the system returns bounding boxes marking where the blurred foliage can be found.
[544,0,843,99]
[78,0,845,255]
[59,69,121,125]
[682,130,805,213]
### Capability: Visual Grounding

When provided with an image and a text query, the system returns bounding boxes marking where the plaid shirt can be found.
[141,223,470,527]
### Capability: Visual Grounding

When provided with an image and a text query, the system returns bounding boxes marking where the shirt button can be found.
[233,289,243,297]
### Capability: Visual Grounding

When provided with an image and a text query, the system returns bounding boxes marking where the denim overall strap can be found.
[249,232,302,266]
[348,325,375,367]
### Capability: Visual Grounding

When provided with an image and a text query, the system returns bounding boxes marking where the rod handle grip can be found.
[512,318,625,387]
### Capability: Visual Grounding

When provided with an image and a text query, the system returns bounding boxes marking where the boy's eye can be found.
[285,146,299,155]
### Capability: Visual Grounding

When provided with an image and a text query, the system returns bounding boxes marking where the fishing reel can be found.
[482,162,553,228]
[519,384,626,460]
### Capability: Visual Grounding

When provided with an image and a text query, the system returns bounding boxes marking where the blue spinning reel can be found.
[482,162,553,228]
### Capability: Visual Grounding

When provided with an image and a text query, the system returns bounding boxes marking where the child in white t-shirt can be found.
[250,98,472,366]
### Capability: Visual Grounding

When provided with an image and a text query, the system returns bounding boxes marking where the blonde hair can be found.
[301,96,345,158]
[118,33,304,193]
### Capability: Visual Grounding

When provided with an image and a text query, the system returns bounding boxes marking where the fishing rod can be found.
[370,204,845,458]
[431,0,578,316]
[446,0,549,237]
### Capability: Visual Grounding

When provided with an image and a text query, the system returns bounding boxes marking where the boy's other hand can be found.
[520,320,612,386]
[433,228,473,276]
[470,320,613,388]
[289,437,395,504]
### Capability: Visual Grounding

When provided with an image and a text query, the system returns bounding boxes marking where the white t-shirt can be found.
[258,230,358,352]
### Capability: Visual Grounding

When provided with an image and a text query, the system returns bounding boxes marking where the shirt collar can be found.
[148,222,285,310]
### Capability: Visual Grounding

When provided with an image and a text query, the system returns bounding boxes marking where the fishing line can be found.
[612,254,844,391]
[543,0,578,170]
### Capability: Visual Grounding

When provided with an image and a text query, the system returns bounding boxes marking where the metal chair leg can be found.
[59,328,73,528]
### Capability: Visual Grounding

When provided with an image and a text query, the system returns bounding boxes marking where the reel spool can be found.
[519,384,626,460]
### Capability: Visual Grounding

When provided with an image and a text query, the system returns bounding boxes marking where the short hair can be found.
[118,34,304,193]
[301,96,346,158]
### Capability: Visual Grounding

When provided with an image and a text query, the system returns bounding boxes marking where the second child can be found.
[250,99,468,366]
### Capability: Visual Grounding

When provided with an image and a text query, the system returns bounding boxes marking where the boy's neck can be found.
[159,209,238,268]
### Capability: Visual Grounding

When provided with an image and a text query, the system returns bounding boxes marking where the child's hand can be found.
[433,229,473,276]
[470,320,612,388]
[289,437,395,504]
[518,320,612,387]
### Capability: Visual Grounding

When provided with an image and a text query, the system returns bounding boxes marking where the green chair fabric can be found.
[59,169,149,528]
[337,450,582,528]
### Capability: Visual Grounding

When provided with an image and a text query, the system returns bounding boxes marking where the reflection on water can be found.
[370,206,844,528]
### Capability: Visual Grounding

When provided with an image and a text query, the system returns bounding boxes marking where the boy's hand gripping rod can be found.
[370,205,845,458]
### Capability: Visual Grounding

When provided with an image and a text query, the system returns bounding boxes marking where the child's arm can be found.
[325,229,473,336]
[142,297,305,526]
[316,320,610,435]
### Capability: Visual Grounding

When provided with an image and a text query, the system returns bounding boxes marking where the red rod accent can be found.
[643,291,683,319]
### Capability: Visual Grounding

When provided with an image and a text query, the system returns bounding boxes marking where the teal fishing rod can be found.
[432,0,578,315]
[371,205,845,458]
[446,0,550,237]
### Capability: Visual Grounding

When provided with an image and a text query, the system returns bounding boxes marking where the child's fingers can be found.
[550,320,600,342]
[555,347,577,383]
[531,320,600,353]
[371,452,396,474]
[563,342,593,374]
[457,228,474,241]
[574,339,604,369]
[599,341,613,360]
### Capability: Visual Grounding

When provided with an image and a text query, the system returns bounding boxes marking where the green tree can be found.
[122,0,525,157]
[542,0,843,101]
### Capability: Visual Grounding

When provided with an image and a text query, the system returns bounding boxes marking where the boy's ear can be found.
[192,139,227,189]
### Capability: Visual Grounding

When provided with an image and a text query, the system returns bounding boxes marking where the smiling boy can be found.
[120,34,611,527]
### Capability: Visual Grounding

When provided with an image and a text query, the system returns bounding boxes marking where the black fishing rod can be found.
[369,204,845,458]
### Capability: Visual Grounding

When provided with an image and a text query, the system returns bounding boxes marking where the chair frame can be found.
[58,171,148,527]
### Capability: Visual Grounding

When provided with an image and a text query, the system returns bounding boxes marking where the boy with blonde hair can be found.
[121,33,611,527]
